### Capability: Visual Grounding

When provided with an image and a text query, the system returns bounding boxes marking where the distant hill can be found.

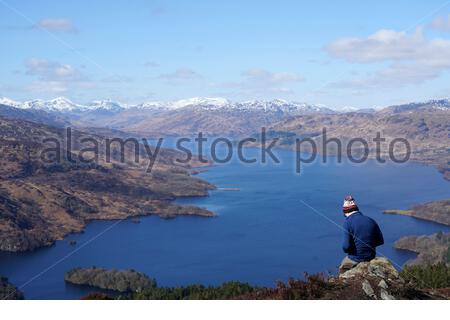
[0,116,214,252]
[1,96,448,138]
[0,103,68,127]
[380,99,450,114]
[260,104,450,180]
[1,96,448,178]
[0,97,338,136]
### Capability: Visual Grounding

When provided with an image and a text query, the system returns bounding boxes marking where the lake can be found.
[1,144,449,299]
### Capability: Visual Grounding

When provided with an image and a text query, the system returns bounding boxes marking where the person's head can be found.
[343,195,359,217]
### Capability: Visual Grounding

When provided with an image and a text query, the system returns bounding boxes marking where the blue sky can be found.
[2,0,450,108]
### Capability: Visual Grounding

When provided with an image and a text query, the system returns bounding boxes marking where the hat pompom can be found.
[343,195,359,214]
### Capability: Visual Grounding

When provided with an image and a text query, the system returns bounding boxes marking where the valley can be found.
[1,97,448,180]
[0,96,449,299]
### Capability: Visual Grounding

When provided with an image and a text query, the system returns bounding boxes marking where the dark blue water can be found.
[1,145,449,299]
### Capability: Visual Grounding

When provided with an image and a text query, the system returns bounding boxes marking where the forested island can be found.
[65,268,156,292]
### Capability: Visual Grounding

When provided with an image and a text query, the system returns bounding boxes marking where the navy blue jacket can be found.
[342,211,384,262]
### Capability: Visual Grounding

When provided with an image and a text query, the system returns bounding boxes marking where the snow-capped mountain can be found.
[0,97,21,108]
[2,96,449,114]
[132,97,334,114]
[234,99,334,114]
[382,98,450,114]
[132,101,166,110]
[425,98,450,110]
[0,96,448,138]
[131,97,231,110]
[0,97,129,113]
[87,99,124,112]
[0,96,335,114]
[23,97,86,112]
[170,97,231,109]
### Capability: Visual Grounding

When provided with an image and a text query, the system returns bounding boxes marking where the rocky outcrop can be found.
[335,257,432,300]
[237,258,441,300]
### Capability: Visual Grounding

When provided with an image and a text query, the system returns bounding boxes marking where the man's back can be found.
[342,212,384,262]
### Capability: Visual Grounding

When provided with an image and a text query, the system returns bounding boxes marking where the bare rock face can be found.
[338,257,404,299]
[339,257,401,281]
[380,288,396,300]
[362,280,376,299]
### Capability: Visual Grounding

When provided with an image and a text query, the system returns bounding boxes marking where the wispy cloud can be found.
[33,18,76,33]
[25,58,82,81]
[431,14,450,32]
[213,68,304,98]
[325,28,450,88]
[325,28,428,63]
[242,68,305,84]
[26,81,68,93]
[101,75,133,83]
[159,67,202,81]
[23,58,94,95]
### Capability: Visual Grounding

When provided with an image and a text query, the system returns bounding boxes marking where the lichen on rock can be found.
[337,257,405,299]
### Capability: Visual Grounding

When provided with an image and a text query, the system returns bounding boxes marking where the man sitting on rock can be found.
[339,195,384,274]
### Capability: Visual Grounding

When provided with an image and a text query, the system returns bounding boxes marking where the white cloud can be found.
[33,18,76,33]
[23,58,93,95]
[213,68,304,98]
[101,75,133,83]
[431,14,450,32]
[159,67,202,80]
[325,28,450,63]
[25,58,82,81]
[325,28,450,88]
[242,68,304,83]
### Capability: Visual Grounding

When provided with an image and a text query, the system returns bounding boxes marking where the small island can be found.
[65,267,156,293]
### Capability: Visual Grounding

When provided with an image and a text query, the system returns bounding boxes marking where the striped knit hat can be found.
[343,195,359,214]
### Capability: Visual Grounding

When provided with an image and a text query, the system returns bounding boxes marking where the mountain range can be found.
[2,96,449,137]
[0,96,449,180]
[0,96,338,113]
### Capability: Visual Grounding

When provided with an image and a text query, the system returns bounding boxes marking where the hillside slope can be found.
[0,116,214,252]
[263,107,450,179]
